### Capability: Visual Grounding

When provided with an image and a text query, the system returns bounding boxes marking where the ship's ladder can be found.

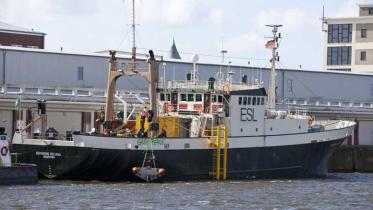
[208,126,228,180]
[200,115,208,137]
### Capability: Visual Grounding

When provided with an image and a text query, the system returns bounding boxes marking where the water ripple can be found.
[0,173,372,209]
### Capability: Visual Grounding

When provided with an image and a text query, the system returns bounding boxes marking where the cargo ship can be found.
[11,3,355,181]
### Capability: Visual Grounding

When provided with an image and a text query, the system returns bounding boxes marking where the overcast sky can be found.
[0,0,370,70]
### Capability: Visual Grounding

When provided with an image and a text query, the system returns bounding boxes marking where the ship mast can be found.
[103,0,157,135]
[266,24,282,110]
[131,0,137,67]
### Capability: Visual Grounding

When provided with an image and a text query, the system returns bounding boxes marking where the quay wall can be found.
[329,145,373,172]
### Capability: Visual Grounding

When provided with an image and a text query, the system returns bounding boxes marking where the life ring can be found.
[194,104,202,113]
[212,105,218,113]
[307,116,314,126]
[167,105,174,112]
[223,84,230,92]
[1,146,8,156]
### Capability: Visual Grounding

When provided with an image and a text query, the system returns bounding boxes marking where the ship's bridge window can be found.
[212,95,217,103]
[247,97,251,105]
[188,94,194,102]
[256,97,260,105]
[261,97,265,105]
[196,94,202,102]
[218,95,223,103]
[243,97,247,105]
[252,97,256,105]
[172,93,177,101]
[160,93,165,101]
[238,97,242,105]
[181,94,187,101]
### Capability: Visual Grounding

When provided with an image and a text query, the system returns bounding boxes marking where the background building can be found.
[323,4,373,73]
[1,46,373,145]
[0,21,46,49]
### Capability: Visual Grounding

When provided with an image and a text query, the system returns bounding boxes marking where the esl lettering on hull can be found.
[240,108,257,122]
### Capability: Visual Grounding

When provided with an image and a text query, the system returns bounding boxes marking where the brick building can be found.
[0,21,46,49]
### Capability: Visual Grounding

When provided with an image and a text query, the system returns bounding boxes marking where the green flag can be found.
[15,96,21,111]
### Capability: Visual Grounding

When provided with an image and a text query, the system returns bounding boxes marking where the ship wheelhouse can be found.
[158,85,227,115]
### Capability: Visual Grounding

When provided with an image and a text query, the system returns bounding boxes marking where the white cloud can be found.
[256,8,307,31]
[137,0,224,27]
[331,0,359,17]
[208,8,224,25]
[137,0,200,26]
[225,33,264,54]
[0,0,54,24]
[224,8,310,56]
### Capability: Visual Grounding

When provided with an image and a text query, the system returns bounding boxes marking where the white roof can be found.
[358,4,373,8]
[0,21,46,35]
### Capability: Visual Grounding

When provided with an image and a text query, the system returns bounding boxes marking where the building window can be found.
[212,95,217,103]
[327,68,351,72]
[187,94,194,102]
[327,46,351,65]
[328,24,352,43]
[238,97,242,105]
[180,94,187,101]
[361,51,367,61]
[196,94,202,102]
[77,66,84,80]
[361,29,367,38]
[369,8,373,15]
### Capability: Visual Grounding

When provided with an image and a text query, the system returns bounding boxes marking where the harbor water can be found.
[0,173,372,209]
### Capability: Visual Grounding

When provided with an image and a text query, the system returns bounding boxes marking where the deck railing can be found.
[2,84,373,112]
